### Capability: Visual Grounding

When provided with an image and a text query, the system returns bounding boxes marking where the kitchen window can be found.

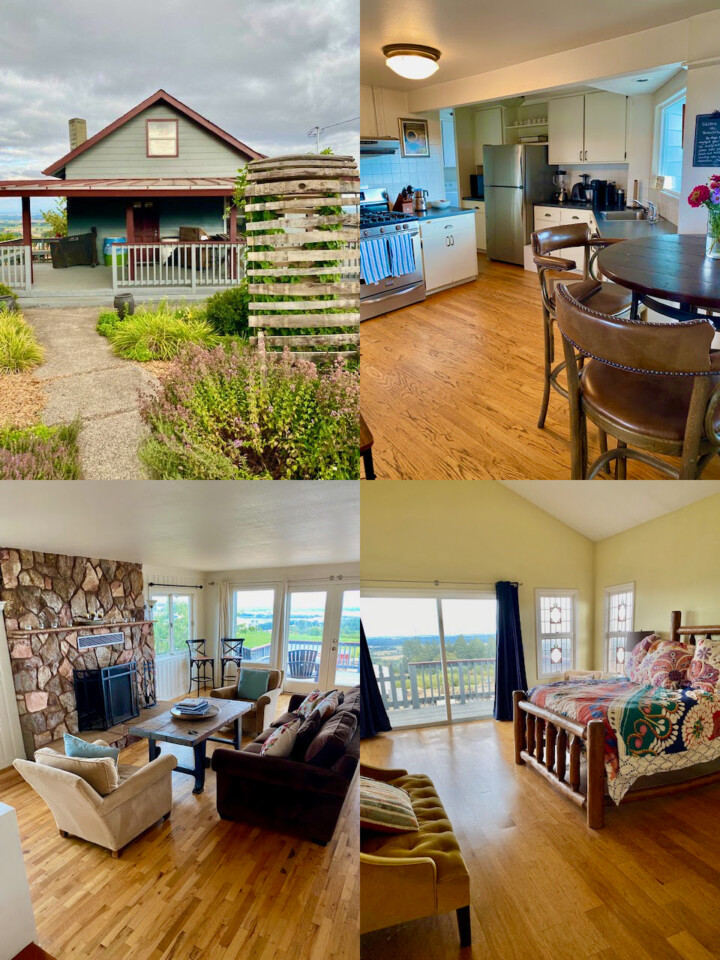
[146,119,178,157]
[656,92,685,194]
[604,583,635,674]
[150,592,193,656]
[535,590,577,678]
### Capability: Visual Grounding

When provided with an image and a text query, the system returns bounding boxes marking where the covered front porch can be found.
[0,176,244,304]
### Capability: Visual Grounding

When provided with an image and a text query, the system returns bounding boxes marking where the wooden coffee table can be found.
[129,698,251,794]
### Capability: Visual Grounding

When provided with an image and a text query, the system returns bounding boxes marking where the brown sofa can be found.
[211,687,359,845]
[210,667,284,736]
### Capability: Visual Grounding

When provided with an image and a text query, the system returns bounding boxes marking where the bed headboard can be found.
[670,610,720,644]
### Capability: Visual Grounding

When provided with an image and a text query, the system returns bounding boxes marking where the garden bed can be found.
[0,421,81,479]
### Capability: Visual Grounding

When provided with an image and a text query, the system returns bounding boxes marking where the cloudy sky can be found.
[0,0,359,212]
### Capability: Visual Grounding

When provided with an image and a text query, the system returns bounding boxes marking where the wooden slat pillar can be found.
[21,195,33,283]
[228,203,237,278]
[126,200,135,281]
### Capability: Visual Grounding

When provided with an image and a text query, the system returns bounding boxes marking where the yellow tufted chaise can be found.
[360,764,472,946]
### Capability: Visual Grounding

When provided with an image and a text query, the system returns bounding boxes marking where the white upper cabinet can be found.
[441,119,457,167]
[548,92,627,164]
[583,92,628,163]
[474,108,503,166]
[548,96,585,165]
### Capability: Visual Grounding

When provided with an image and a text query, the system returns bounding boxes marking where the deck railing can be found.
[112,242,245,292]
[0,242,31,292]
[244,639,360,674]
[374,658,495,712]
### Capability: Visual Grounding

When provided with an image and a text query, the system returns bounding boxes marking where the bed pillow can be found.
[626,634,658,683]
[360,777,419,834]
[641,640,695,689]
[687,636,720,693]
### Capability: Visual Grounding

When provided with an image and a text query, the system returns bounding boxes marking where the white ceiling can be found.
[361,0,717,90]
[0,482,359,571]
[501,482,720,541]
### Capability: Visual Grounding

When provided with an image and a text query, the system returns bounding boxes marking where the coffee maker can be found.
[590,179,608,209]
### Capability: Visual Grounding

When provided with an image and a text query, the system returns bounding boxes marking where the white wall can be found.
[0,803,37,960]
[678,62,720,233]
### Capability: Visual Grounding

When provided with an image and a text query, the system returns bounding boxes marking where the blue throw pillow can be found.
[236,668,272,702]
[64,733,120,766]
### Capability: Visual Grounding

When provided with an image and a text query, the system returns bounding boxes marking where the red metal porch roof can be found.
[0,177,237,198]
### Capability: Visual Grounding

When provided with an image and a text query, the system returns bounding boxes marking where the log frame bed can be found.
[513,610,720,829]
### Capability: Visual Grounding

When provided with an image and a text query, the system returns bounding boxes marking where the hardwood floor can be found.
[0,693,358,960]
[361,721,720,960]
[360,257,720,480]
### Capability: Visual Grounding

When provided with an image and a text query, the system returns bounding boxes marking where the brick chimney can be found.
[68,118,87,150]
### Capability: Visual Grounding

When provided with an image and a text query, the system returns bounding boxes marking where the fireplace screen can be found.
[74,661,140,731]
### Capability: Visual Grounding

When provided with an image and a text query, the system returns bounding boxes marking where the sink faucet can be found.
[628,199,659,223]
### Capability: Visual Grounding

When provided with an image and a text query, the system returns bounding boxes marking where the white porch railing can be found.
[112,242,245,293]
[0,243,32,293]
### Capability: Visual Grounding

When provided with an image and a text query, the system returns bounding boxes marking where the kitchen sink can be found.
[600,210,649,221]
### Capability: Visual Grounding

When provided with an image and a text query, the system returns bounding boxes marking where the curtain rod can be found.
[361,579,522,587]
[147,581,203,590]
[206,574,350,586]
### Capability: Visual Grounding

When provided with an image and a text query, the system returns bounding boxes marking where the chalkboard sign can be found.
[693,111,720,167]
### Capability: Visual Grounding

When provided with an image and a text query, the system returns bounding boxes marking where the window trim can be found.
[653,88,686,199]
[146,118,179,158]
[149,589,195,658]
[535,588,578,680]
[230,582,283,670]
[603,582,635,674]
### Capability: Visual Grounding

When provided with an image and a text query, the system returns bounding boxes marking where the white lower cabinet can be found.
[533,206,597,274]
[420,214,478,293]
[461,199,486,250]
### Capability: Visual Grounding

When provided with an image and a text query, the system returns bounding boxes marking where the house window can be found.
[656,93,685,193]
[151,592,193,656]
[232,589,276,664]
[146,119,178,157]
[535,590,577,678]
[604,583,635,674]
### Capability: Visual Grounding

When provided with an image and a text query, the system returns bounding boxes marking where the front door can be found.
[133,201,160,243]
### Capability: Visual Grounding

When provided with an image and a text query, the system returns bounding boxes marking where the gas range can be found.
[360,187,419,239]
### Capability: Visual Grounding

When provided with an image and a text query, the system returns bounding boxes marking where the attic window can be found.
[146,119,178,157]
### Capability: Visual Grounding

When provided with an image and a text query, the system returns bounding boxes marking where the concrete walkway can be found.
[27,307,159,479]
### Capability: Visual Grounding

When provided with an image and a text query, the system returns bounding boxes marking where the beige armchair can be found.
[13,748,176,858]
[211,667,284,736]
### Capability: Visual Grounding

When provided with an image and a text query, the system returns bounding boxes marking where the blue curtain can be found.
[360,621,392,738]
[494,581,527,721]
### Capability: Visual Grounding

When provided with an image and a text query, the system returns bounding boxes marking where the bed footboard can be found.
[513,690,605,829]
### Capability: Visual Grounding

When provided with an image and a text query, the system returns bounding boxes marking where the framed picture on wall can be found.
[399,118,430,158]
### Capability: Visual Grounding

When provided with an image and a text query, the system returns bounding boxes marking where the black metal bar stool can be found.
[186,639,215,695]
[219,637,245,686]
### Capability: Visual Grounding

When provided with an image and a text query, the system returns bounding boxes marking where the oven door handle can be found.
[362,280,425,304]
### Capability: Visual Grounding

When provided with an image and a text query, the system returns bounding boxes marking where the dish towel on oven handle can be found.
[360,237,392,285]
[386,231,416,278]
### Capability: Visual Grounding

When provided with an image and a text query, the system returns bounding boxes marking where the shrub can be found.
[139,342,359,479]
[205,283,250,337]
[97,301,220,361]
[0,307,44,373]
[0,420,81,479]
[0,282,18,306]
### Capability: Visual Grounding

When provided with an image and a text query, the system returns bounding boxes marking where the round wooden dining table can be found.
[596,234,720,328]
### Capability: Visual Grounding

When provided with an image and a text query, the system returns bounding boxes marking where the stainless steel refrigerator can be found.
[484,144,557,265]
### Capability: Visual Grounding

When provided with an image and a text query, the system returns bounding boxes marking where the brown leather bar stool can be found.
[219,637,245,686]
[531,223,635,430]
[555,281,720,480]
[186,639,215,695]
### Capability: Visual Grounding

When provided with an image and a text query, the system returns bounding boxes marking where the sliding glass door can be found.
[231,588,278,665]
[362,590,497,728]
[283,583,360,694]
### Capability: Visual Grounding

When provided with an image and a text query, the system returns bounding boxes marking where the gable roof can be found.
[43,89,263,177]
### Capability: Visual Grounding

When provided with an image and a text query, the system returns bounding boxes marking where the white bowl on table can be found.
[428,199,451,209]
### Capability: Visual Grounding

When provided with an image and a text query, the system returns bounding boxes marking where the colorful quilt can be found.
[528,677,720,804]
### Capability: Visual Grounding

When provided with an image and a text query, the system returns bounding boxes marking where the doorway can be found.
[133,201,160,243]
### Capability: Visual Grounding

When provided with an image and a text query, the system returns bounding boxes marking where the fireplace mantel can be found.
[7,620,153,639]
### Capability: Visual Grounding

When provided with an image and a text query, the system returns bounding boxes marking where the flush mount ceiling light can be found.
[383,44,441,80]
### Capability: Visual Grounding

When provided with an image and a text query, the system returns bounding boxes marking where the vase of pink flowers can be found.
[688,175,720,260]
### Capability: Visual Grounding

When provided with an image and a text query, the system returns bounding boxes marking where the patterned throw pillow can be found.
[311,690,341,722]
[260,719,301,757]
[687,636,720,693]
[296,689,324,718]
[626,634,658,683]
[360,777,419,834]
[641,640,695,689]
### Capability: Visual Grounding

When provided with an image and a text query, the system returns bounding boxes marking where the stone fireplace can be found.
[0,548,154,757]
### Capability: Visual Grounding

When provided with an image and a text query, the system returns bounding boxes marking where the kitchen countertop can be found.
[414,206,475,222]
[533,200,678,239]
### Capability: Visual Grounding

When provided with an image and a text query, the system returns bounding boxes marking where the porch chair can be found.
[531,223,634,430]
[219,637,245,686]
[287,648,319,680]
[554,281,720,479]
[186,639,215,695]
